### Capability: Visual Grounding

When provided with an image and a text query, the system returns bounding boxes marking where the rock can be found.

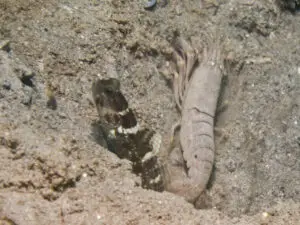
[2,80,11,90]
[0,40,10,52]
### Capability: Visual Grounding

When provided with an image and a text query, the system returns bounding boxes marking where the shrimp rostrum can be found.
[162,36,224,207]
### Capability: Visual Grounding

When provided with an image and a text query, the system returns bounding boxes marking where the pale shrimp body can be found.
[163,37,223,205]
[180,66,222,190]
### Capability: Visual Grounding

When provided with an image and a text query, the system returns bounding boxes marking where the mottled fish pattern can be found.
[91,78,163,191]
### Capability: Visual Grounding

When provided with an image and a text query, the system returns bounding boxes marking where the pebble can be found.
[2,80,11,90]
[0,40,10,52]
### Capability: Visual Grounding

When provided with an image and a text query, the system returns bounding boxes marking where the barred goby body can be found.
[91,78,163,191]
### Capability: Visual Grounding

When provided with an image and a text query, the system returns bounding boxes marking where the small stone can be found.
[260,212,271,224]
[52,177,64,187]
[2,80,11,90]
[82,173,88,178]
[0,40,10,52]
[20,70,35,87]
[47,95,57,110]
[0,136,19,150]
[12,150,25,160]
[21,88,33,106]
[225,159,237,173]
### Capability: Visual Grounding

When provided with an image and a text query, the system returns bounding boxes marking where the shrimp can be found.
[162,36,223,206]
